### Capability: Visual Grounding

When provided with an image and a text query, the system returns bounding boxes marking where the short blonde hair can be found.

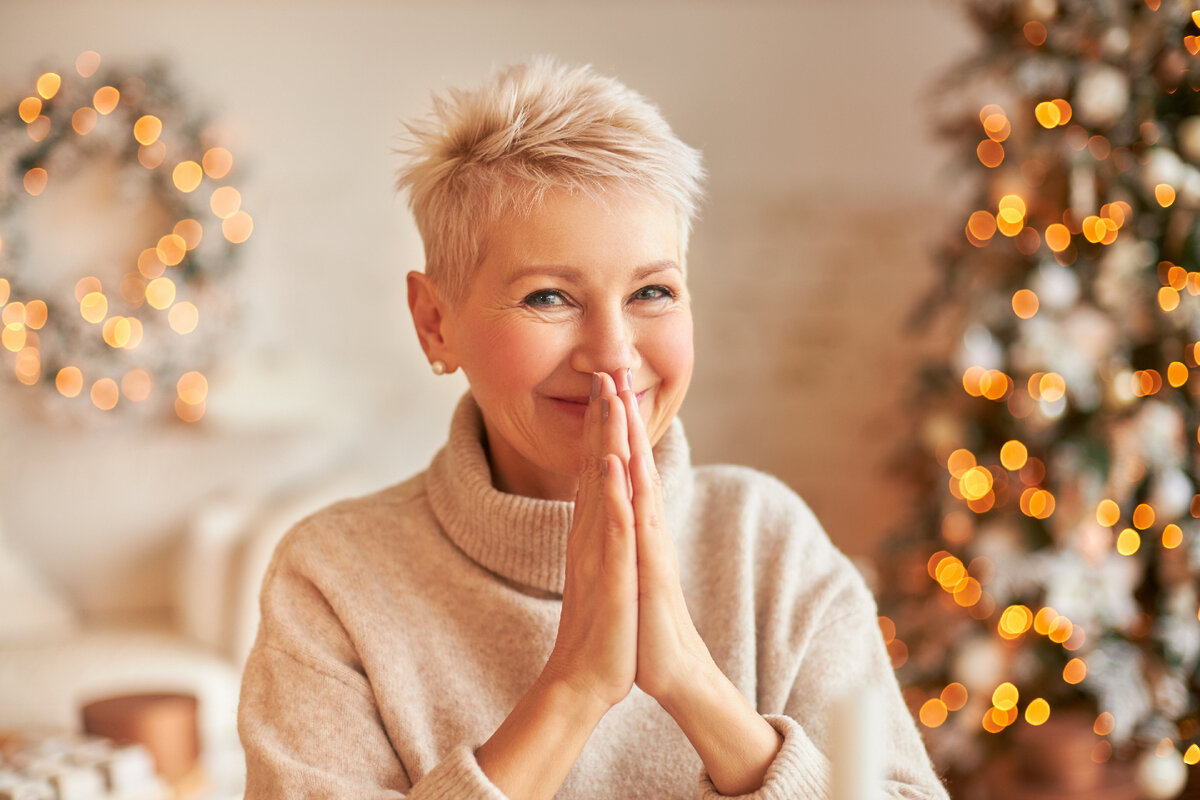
[395,57,705,303]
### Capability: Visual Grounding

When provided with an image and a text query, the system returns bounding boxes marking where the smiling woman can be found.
[237,57,949,800]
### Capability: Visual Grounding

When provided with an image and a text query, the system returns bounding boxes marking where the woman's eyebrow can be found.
[504,260,680,285]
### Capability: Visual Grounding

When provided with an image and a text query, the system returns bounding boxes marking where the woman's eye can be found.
[632,285,674,301]
[523,290,567,307]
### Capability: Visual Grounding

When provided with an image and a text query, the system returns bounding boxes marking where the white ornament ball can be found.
[1076,65,1129,128]
[1136,749,1187,800]
[1178,117,1200,163]
[951,636,1005,693]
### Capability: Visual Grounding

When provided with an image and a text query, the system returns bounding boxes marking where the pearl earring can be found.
[431,360,447,375]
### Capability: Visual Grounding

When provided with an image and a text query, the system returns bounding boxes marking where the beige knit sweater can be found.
[238,394,948,799]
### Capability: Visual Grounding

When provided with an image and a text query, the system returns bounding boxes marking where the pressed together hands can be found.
[540,369,712,713]
[478,370,783,799]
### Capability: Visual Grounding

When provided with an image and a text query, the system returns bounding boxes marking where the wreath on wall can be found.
[0,50,250,423]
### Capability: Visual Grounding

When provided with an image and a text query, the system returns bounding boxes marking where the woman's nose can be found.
[570,307,639,376]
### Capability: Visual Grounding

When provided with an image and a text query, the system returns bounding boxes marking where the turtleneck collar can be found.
[426,392,694,596]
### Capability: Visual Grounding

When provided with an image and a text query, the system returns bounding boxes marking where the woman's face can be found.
[442,189,694,501]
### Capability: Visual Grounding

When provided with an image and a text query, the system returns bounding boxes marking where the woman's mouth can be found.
[547,389,649,418]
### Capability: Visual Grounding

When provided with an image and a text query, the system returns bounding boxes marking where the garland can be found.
[0,50,248,422]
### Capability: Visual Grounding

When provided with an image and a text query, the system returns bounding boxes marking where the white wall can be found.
[0,0,972,617]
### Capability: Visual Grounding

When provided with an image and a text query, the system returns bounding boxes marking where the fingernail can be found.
[591,372,601,401]
[625,368,633,391]
[601,397,610,421]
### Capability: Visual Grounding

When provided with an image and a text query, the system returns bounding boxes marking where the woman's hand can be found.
[613,369,713,705]
[540,372,639,712]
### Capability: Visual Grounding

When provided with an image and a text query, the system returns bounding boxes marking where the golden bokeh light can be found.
[1047,616,1073,644]
[919,699,949,728]
[0,278,9,305]
[1038,372,1066,402]
[18,96,42,124]
[75,277,102,302]
[1168,361,1188,387]
[1096,498,1120,527]
[138,141,167,170]
[1163,524,1183,549]
[76,51,101,78]
[15,348,40,386]
[173,219,204,250]
[145,277,177,310]
[982,112,1011,142]
[93,86,120,115]
[999,605,1033,638]
[168,301,199,334]
[137,248,166,279]
[977,139,1004,168]
[1094,712,1115,736]
[1116,528,1141,556]
[133,115,163,146]
[56,366,83,398]
[1185,745,1200,766]
[1023,20,1047,45]
[960,466,993,501]
[121,369,152,402]
[1033,606,1058,636]
[1132,503,1155,530]
[22,300,46,330]
[2,322,27,352]
[79,291,108,323]
[90,378,119,411]
[210,186,242,219]
[1012,289,1039,319]
[1025,698,1050,726]
[962,365,986,396]
[1160,286,1181,312]
[24,167,48,196]
[177,371,208,405]
[1045,223,1071,252]
[999,440,1028,471]
[36,72,62,99]
[172,160,204,193]
[202,147,233,179]
[156,233,188,266]
[72,107,99,136]
[1034,101,1061,128]
[2,302,25,326]
[1156,184,1176,207]
[175,397,206,423]
[222,210,254,243]
[878,615,896,644]
[941,683,968,711]
[927,550,953,579]
[1063,657,1087,684]
[992,682,1019,711]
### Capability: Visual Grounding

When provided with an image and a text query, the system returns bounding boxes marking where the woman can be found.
[238,58,948,799]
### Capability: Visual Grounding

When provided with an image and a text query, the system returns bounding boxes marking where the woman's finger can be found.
[619,369,654,463]
[599,373,630,490]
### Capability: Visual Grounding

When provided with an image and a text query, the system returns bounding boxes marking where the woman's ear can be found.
[407,271,458,372]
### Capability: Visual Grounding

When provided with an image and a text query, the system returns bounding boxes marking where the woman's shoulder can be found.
[268,470,434,573]
[689,462,824,538]
[686,462,873,613]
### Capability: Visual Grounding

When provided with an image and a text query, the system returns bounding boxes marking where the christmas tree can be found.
[880,0,1200,791]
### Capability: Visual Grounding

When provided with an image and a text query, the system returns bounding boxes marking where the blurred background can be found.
[4,1,1198,799]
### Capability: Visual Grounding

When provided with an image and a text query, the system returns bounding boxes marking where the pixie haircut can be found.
[394,57,705,303]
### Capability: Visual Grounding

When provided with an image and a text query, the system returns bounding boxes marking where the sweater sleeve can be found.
[237,528,510,800]
[690,479,949,800]
[695,585,950,800]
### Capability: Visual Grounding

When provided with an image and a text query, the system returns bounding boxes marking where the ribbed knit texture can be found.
[238,393,949,799]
